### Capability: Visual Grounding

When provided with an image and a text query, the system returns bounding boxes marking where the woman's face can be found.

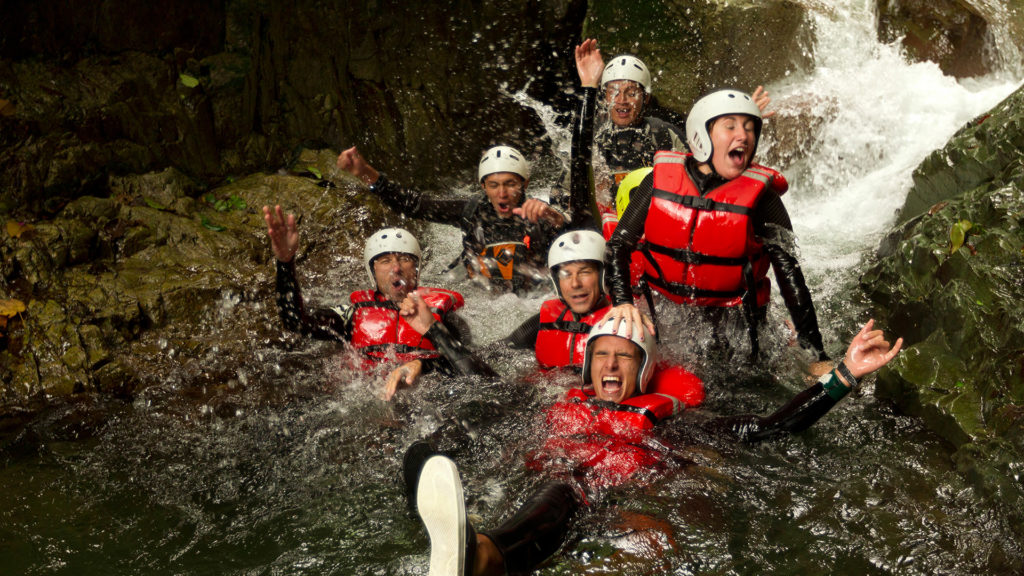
[709,114,757,180]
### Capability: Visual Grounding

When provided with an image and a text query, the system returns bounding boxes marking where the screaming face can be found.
[708,114,757,180]
[588,334,642,403]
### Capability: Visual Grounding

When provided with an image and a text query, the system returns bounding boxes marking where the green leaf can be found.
[179,73,200,88]
[201,216,226,231]
[143,197,167,210]
[307,166,322,179]
[950,219,972,254]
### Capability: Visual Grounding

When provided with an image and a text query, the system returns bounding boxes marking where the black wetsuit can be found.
[551,86,686,226]
[369,174,563,293]
[274,260,465,373]
[415,321,852,573]
[606,156,828,360]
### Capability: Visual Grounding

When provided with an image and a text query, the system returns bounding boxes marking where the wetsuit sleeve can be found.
[370,174,471,227]
[567,86,600,231]
[709,374,849,442]
[755,192,828,360]
[275,260,353,342]
[422,322,499,379]
[605,172,654,305]
[502,313,541,349]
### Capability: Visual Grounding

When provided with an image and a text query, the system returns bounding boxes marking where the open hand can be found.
[262,204,299,262]
[513,198,564,226]
[383,359,423,401]
[842,319,903,380]
[575,38,604,88]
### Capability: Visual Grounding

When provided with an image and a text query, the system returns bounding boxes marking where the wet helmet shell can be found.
[363,227,421,285]
[582,319,657,393]
[477,145,530,183]
[601,55,652,94]
[547,230,606,299]
[685,89,763,163]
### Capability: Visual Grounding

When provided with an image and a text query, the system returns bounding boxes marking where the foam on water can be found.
[772,0,1023,284]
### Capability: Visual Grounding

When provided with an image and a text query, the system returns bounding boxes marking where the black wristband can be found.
[836,361,858,388]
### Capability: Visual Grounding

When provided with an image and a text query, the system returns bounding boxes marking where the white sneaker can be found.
[417,455,467,576]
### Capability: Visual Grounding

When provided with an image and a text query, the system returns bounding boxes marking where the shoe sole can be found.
[417,455,467,576]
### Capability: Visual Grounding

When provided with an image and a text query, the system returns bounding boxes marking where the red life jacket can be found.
[534,298,611,368]
[641,151,787,308]
[526,364,705,488]
[348,288,464,363]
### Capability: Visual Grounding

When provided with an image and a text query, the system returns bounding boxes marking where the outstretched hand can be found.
[383,359,423,401]
[337,146,381,185]
[575,38,604,88]
[842,319,903,380]
[751,85,776,120]
[262,204,299,263]
[399,291,437,336]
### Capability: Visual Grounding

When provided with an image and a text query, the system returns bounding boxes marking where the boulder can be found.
[861,84,1024,537]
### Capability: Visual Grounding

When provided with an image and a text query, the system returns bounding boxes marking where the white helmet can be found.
[477,145,530,183]
[601,55,652,94]
[363,227,421,284]
[685,89,763,163]
[547,230,606,299]
[581,319,657,393]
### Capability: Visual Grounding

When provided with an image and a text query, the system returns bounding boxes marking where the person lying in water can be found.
[398,290,902,574]
[338,145,566,294]
[380,229,612,400]
[263,206,467,373]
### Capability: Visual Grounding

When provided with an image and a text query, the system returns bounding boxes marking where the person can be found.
[502,229,612,369]
[337,145,567,294]
[402,305,902,575]
[603,88,828,362]
[553,39,772,238]
[263,205,466,386]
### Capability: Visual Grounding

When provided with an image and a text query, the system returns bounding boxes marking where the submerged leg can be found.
[481,480,581,574]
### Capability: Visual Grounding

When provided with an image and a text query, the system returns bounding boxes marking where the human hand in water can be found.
[751,85,776,120]
[337,146,381,186]
[600,303,656,342]
[838,319,903,384]
[514,198,565,226]
[575,38,604,88]
[383,359,423,401]
[399,290,437,335]
[262,204,299,263]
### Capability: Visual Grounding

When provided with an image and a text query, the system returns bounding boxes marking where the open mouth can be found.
[728,146,747,163]
[600,375,622,395]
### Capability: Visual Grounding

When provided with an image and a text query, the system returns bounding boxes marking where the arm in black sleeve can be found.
[709,378,844,443]
[275,260,353,342]
[605,172,653,305]
[502,313,541,349]
[370,174,472,227]
[755,192,828,360]
[422,322,499,379]
[568,87,600,231]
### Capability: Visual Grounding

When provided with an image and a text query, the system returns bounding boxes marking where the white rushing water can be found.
[771,0,1022,288]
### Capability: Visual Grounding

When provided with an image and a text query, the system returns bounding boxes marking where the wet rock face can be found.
[876,0,1024,78]
[861,84,1024,536]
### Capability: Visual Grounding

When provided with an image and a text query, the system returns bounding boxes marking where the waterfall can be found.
[770,0,1022,296]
